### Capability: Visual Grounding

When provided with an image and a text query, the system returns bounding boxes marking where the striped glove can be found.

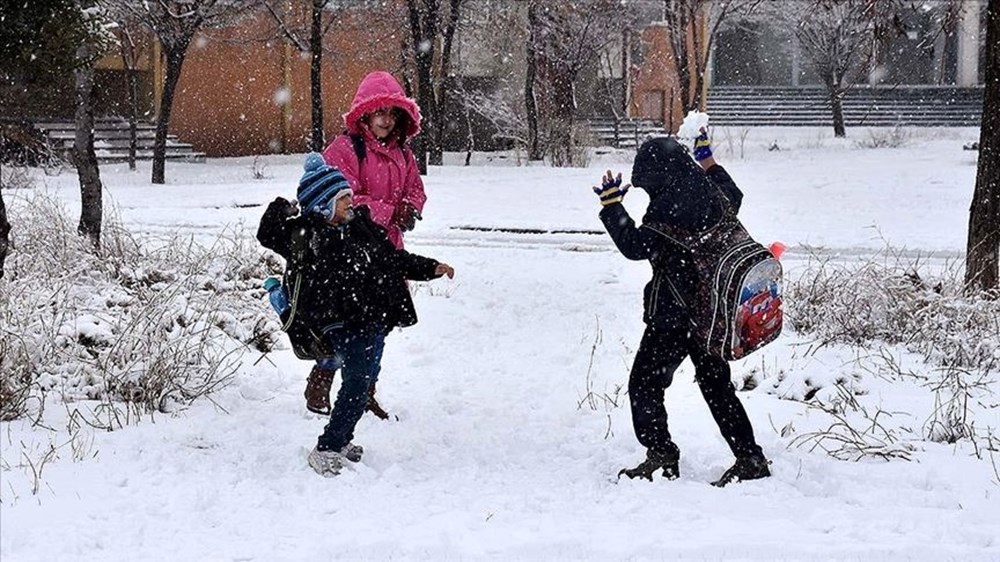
[594,171,630,207]
[693,128,713,162]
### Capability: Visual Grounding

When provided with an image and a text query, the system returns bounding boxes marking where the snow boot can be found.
[366,381,390,420]
[341,442,363,463]
[618,448,680,481]
[307,446,347,477]
[711,455,771,487]
[305,366,336,416]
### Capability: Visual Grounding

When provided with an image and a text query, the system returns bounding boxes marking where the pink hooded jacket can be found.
[322,71,426,249]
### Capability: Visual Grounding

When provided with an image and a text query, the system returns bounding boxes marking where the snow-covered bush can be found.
[853,125,912,149]
[785,248,999,445]
[0,192,282,421]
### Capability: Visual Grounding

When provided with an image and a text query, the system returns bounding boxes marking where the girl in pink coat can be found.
[312,71,426,421]
[322,71,426,251]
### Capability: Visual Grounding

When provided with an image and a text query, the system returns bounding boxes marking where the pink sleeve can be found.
[402,148,427,213]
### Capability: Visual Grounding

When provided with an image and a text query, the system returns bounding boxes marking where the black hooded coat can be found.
[257,202,440,333]
[599,137,743,329]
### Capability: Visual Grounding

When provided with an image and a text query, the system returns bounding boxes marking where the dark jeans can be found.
[316,330,386,384]
[316,326,384,452]
[629,322,763,460]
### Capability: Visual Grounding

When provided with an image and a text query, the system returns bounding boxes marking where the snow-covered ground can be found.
[2,127,997,561]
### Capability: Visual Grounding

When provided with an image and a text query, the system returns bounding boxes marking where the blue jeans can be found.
[316,326,385,452]
[316,330,385,385]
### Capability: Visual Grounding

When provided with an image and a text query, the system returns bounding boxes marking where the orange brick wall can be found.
[631,23,682,133]
[171,10,402,157]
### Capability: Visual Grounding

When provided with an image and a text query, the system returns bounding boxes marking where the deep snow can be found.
[1,127,997,561]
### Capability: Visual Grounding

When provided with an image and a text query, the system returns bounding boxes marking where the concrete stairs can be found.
[584,117,666,149]
[706,86,983,127]
[35,119,206,163]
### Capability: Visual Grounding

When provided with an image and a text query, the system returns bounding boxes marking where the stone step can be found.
[33,119,205,163]
[705,86,982,127]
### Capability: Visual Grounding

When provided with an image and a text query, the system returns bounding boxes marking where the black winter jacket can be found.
[257,201,440,332]
[600,137,743,328]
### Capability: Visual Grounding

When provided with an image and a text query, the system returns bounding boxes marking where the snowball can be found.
[676,111,710,140]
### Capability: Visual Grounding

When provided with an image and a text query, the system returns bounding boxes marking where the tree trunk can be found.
[664,1,694,111]
[120,31,139,171]
[547,65,576,167]
[309,0,325,153]
[407,0,435,175]
[0,186,9,280]
[828,79,846,138]
[152,47,188,185]
[429,0,461,168]
[525,2,543,161]
[965,0,1000,294]
[74,45,103,248]
[126,67,139,171]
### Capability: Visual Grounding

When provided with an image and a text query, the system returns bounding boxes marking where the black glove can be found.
[266,197,299,218]
[392,202,421,232]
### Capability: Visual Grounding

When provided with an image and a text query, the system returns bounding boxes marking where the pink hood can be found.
[343,71,422,139]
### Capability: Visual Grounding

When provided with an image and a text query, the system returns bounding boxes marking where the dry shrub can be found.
[786,246,999,447]
[0,191,283,422]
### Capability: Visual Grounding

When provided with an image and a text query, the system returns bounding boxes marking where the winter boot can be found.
[307,446,347,477]
[341,443,363,463]
[618,448,680,481]
[365,381,390,420]
[304,366,336,416]
[711,455,771,487]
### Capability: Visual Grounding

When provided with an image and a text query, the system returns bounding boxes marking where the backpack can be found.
[275,226,335,361]
[644,194,783,361]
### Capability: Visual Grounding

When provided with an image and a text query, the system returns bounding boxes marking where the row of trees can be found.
[0,0,997,293]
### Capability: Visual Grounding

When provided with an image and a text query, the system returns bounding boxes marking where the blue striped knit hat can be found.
[298,153,352,216]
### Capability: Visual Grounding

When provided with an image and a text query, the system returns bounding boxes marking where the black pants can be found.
[629,322,763,460]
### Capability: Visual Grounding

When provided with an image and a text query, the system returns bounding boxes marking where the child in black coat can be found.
[258,154,453,477]
[595,134,769,487]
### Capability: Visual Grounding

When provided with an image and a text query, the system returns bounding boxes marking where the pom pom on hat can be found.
[298,152,352,215]
[303,152,326,173]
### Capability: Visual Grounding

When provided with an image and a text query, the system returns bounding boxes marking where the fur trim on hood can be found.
[343,71,421,139]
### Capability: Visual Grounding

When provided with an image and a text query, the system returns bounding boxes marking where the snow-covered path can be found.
[3,128,998,561]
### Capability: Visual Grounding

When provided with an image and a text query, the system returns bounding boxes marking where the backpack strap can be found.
[348,132,366,163]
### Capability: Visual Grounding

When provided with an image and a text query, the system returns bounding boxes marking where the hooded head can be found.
[298,152,352,218]
[343,71,421,141]
[630,136,703,198]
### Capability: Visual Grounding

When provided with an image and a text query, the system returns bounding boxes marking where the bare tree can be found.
[662,0,763,113]
[525,1,544,161]
[404,0,465,172]
[768,0,904,137]
[966,0,999,294]
[527,0,637,166]
[261,0,343,153]
[116,0,253,184]
[74,38,106,248]
[0,187,9,279]
[115,19,142,170]
[73,1,115,248]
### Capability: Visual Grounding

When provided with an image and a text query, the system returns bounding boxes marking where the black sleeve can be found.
[363,215,441,281]
[706,164,743,213]
[394,249,441,281]
[599,204,662,261]
[256,199,296,259]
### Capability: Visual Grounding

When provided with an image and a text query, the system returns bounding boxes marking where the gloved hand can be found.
[392,201,421,232]
[593,170,629,206]
[266,197,299,218]
[693,128,713,162]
